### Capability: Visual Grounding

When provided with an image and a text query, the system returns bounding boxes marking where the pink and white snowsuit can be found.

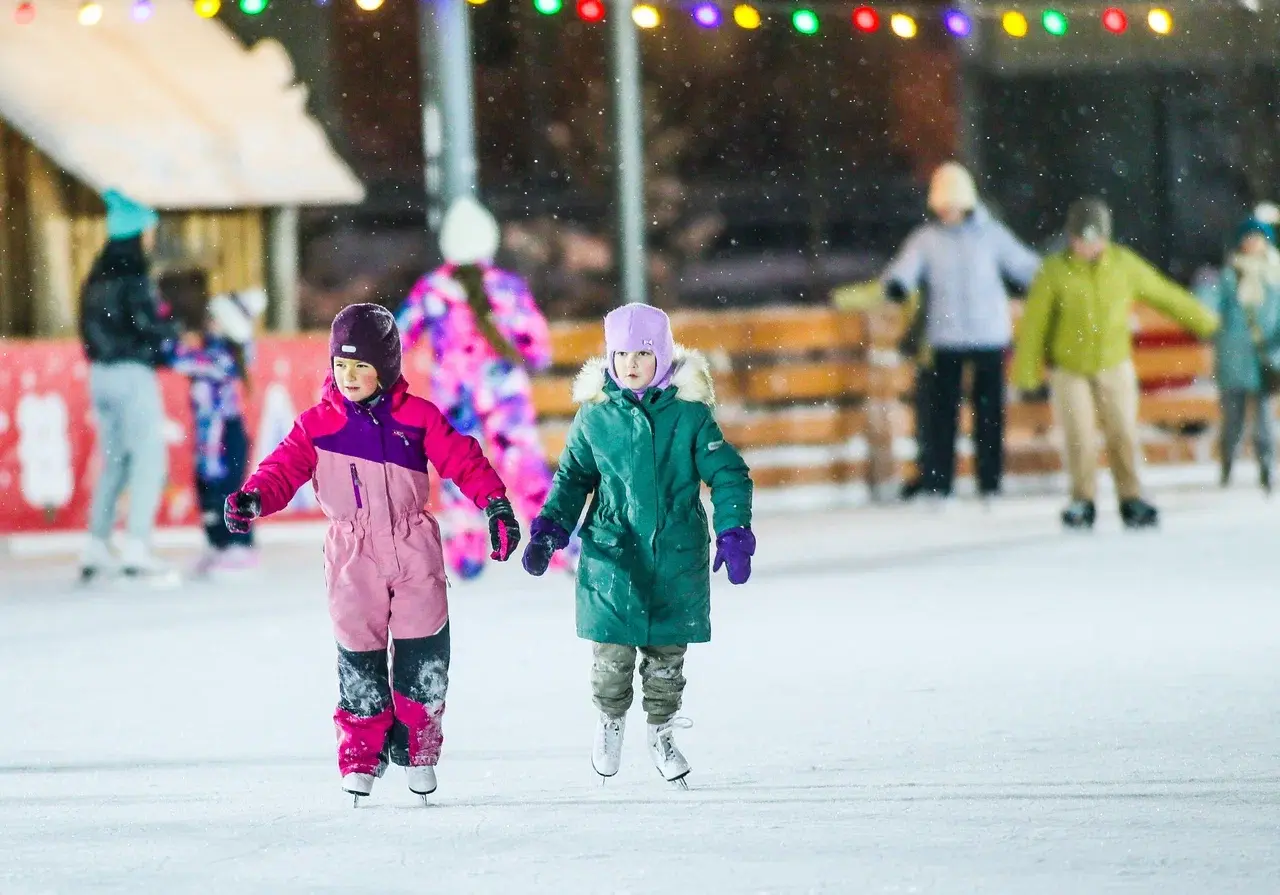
[398,264,574,578]
[243,375,505,776]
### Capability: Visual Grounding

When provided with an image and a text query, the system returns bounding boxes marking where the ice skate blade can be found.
[669,776,689,790]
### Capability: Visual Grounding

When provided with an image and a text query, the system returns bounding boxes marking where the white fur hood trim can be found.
[571,345,715,407]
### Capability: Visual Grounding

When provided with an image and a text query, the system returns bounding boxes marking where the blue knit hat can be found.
[103,189,159,240]
[1236,217,1276,246]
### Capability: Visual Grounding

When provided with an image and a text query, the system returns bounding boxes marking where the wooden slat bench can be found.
[527,303,1227,491]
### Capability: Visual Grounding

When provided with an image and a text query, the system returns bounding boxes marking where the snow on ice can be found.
[1,488,1278,893]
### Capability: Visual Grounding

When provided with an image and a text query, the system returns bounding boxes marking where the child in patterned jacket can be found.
[223,303,521,803]
[170,281,267,576]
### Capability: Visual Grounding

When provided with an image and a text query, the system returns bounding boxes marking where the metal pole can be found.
[956,1,983,181]
[267,207,300,334]
[420,0,479,234]
[609,1,648,305]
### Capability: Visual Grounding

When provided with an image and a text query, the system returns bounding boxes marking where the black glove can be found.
[224,490,262,534]
[522,517,571,577]
[484,496,522,561]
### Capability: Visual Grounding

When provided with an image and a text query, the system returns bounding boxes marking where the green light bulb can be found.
[1042,9,1068,35]
[534,0,562,13]
[791,8,818,34]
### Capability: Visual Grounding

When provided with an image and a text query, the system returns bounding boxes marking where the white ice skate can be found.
[78,538,116,585]
[592,712,626,779]
[342,772,375,806]
[118,539,181,588]
[647,717,693,788]
[406,766,437,803]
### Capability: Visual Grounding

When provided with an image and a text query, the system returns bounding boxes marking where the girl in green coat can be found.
[522,302,754,786]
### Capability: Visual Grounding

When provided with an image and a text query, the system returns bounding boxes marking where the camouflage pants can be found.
[591,643,688,725]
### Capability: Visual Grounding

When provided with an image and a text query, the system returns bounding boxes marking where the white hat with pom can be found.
[209,287,268,345]
[439,196,500,266]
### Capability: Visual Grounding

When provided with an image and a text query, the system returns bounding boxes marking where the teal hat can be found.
[1236,217,1276,246]
[103,189,159,240]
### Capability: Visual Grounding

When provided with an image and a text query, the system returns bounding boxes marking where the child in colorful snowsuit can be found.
[397,197,571,580]
[521,303,755,785]
[171,284,267,575]
[1196,217,1280,492]
[223,303,521,801]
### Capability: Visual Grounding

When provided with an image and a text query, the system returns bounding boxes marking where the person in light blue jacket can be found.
[882,162,1041,501]
[1196,217,1280,493]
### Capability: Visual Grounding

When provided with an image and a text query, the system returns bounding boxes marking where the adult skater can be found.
[1012,198,1219,529]
[521,303,754,786]
[223,304,521,803]
[881,162,1041,504]
[77,190,179,583]
[1195,216,1280,493]
[396,197,570,580]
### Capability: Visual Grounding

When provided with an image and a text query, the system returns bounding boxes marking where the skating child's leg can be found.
[328,544,395,777]
[637,645,688,724]
[1092,362,1143,501]
[222,419,254,549]
[591,643,639,718]
[1050,368,1101,501]
[387,623,450,767]
[335,646,394,777]
[1220,390,1248,483]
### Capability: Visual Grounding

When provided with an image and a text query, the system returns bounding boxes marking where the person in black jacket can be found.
[78,190,178,582]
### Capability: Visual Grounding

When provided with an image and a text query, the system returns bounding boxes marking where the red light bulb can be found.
[14,1,34,22]
[1102,7,1127,33]
[852,5,879,32]
[576,0,604,21]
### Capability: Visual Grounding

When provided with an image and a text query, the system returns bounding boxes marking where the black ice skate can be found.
[1119,498,1159,529]
[1060,499,1096,530]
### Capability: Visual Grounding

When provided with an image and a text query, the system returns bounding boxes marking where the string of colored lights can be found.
[10,0,1178,34]
[541,2,1179,36]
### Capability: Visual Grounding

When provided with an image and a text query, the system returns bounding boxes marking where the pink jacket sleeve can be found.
[507,275,553,373]
[420,401,506,509]
[243,419,318,517]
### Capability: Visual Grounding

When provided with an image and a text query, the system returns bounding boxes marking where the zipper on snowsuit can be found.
[350,463,363,509]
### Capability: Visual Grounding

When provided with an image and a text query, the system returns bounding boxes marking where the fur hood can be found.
[572,344,714,407]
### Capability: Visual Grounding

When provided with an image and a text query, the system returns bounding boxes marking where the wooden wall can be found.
[0,118,265,337]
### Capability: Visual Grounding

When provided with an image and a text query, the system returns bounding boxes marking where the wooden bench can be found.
[529,303,1225,491]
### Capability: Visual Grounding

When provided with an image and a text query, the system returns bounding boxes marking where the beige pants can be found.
[591,643,687,725]
[1051,361,1143,502]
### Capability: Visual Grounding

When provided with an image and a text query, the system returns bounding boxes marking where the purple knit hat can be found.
[330,303,402,387]
[605,302,675,390]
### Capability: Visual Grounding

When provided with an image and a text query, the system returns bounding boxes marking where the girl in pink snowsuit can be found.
[397,197,573,579]
[223,303,521,802]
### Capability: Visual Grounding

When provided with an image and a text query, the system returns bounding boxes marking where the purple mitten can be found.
[522,517,571,576]
[713,526,755,585]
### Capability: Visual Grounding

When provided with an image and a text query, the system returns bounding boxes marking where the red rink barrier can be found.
[0,337,438,536]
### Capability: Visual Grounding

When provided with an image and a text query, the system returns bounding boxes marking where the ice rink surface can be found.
[2,487,1278,894]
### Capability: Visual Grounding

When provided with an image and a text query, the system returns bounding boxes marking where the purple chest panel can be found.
[312,405,429,475]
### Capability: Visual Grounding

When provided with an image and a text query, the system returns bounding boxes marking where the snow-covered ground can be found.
[3,486,1279,893]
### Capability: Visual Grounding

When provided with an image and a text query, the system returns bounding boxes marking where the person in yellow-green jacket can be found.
[1011,198,1220,530]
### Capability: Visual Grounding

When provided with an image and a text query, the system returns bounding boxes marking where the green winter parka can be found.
[540,346,753,647]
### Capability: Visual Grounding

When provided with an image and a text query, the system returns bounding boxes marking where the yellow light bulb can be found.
[889,13,916,38]
[732,3,760,28]
[78,1,103,24]
[193,0,221,17]
[632,3,659,27]
[1001,10,1028,37]
[356,0,384,10]
[1148,8,1172,34]
[466,0,488,5]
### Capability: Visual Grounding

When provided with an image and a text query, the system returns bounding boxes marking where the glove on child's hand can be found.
[713,526,755,585]
[485,496,522,561]
[522,517,571,577]
[224,490,262,534]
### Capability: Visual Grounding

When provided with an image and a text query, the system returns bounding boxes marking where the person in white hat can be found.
[396,197,572,580]
[882,162,1042,505]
